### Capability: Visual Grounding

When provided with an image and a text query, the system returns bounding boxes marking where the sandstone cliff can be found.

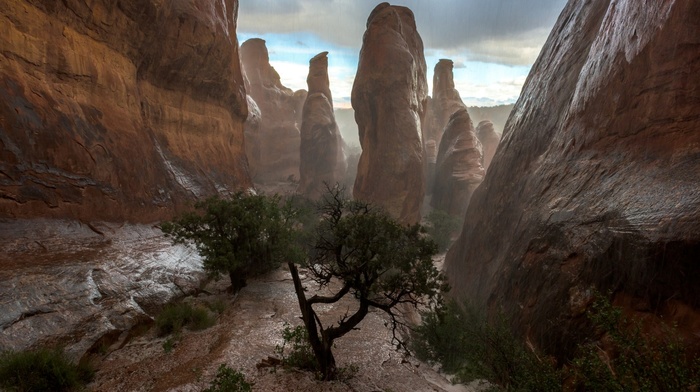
[0,0,251,223]
[476,120,500,172]
[240,38,305,183]
[298,52,346,198]
[352,2,428,224]
[445,0,700,359]
[432,109,484,217]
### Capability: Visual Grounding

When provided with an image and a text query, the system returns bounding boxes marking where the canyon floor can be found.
[89,266,479,392]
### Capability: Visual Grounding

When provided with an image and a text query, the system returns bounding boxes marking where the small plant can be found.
[205,299,227,315]
[0,347,94,392]
[155,302,215,336]
[203,364,252,392]
[425,209,462,252]
[162,335,178,353]
[275,323,318,372]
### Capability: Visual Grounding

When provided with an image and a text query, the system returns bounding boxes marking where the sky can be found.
[238,0,568,108]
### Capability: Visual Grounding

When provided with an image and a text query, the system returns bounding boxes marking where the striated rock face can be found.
[0,0,251,223]
[243,95,262,178]
[431,109,484,217]
[0,220,204,360]
[298,52,346,198]
[445,0,700,359]
[240,38,304,183]
[476,120,501,172]
[352,2,428,224]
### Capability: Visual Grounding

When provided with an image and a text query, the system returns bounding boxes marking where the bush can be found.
[155,302,215,336]
[0,348,94,392]
[275,323,318,372]
[412,300,562,391]
[203,364,252,392]
[572,293,700,391]
[425,209,462,252]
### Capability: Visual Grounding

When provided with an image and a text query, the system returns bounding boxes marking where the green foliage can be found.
[572,293,700,391]
[414,295,700,392]
[412,300,562,391]
[162,336,177,353]
[155,302,215,336]
[205,299,227,315]
[0,348,94,392]
[425,209,462,252]
[274,323,319,372]
[161,193,300,291]
[203,364,252,392]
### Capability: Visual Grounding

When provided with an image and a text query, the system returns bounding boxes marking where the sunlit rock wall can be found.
[0,0,252,223]
[445,0,700,359]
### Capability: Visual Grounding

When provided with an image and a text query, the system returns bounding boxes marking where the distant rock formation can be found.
[240,38,305,182]
[298,52,346,198]
[445,0,700,360]
[0,0,251,223]
[352,2,428,224]
[430,59,467,148]
[432,109,484,217]
[476,120,500,172]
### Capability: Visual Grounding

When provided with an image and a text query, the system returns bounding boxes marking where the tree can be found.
[288,186,447,380]
[161,192,298,292]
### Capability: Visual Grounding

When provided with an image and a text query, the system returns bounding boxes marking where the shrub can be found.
[572,293,700,391]
[425,209,462,252]
[0,348,94,392]
[203,364,252,392]
[155,302,215,336]
[412,300,562,391]
[275,323,318,372]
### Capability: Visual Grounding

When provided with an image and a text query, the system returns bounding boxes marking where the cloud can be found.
[238,0,567,66]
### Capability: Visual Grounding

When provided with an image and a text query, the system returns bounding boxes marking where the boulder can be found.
[298,52,346,198]
[0,0,251,223]
[475,120,501,172]
[431,109,484,217]
[240,38,304,183]
[445,0,700,359]
[352,2,428,224]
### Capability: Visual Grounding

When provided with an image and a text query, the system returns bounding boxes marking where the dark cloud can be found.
[238,0,568,65]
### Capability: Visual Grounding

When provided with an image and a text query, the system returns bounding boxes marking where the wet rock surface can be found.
[352,2,428,224]
[0,0,251,223]
[428,59,468,149]
[90,267,475,392]
[0,220,204,360]
[240,38,305,183]
[432,109,484,217]
[298,52,346,198]
[445,0,700,359]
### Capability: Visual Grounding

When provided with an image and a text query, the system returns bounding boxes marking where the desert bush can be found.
[275,323,318,372]
[155,302,215,336]
[203,364,252,392]
[0,348,94,392]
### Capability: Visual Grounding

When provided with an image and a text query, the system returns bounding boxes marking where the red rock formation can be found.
[240,38,304,183]
[429,59,467,148]
[0,0,251,223]
[431,109,484,217]
[475,120,500,172]
[352,2,428,224]
[298,52,346,198]
[244,95,262,178]
[445,0,700,359]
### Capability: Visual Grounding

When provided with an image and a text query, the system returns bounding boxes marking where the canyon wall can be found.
[0,0,251,223]
[445,0,700,359]
[352,2,428,224]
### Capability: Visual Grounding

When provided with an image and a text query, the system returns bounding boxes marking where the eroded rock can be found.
[445,0,700,359]
[352,2,428,224]
[432,109,484,217]
[240,38,304,183]
[298,52,346,198]
[0,0,251,222]
[476,120,500,172]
